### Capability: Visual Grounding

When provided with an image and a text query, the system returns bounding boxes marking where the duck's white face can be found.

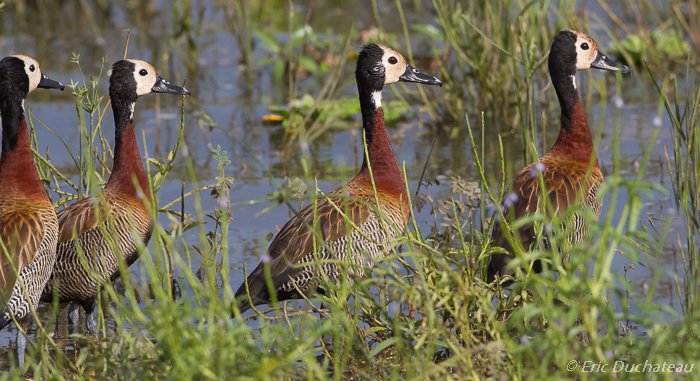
[11,55,42,93]
[368,44,441,108]
[377,44,408,86]
[571,31,599,71]
[127,59,158,97]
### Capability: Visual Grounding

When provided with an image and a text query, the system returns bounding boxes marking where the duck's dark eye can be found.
[581,43,589,50]
[29,64,35,72]
[388,56,398,65]
[139,69,148,76]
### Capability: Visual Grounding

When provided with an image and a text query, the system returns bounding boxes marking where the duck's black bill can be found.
[152,74,191,95]
[591,51,631,74]
[38,74,65,91]
[399,65,442,86]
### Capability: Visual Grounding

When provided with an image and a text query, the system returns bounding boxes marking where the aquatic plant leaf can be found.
[254,30,281,53]
[411,24,445,42]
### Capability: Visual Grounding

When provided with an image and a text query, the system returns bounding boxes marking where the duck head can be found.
[356,44,442,108]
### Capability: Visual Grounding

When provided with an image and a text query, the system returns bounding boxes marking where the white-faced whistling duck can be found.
[0,55,65,366]
[41,60,190,333]
[487,31,631,286]
[234,44,442,314]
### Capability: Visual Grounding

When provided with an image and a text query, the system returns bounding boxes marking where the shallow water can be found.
[0,0,687,367]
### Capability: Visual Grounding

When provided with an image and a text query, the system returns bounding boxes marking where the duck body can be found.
[41,188,153,323]
[487,31,630,285]
[488,157,603,280]
[242,108,409,307]
[41,60,189,332]
[0,55,64,366]
[235,44,442,313]
[0,154,59,330]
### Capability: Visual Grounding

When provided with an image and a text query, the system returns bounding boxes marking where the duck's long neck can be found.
[0,92,48,199]
[356,88,406,199]
[106,95,151,202]
[548,65,597,165]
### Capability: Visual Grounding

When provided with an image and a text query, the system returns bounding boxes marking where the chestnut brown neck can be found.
[0,115,48,199]
[106,121,151,202]
[355,107,407,203]
[547,67,597,166]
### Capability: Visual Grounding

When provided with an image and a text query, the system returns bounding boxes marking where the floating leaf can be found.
[262,114,284,123]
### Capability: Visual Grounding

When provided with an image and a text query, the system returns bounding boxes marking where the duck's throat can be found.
[549,69,595,164]
[0,112,48,199]
[357,107,406,196]
[107,103,151,201]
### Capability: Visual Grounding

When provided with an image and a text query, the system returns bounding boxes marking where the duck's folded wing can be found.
[236,194,371,299]
[0,209,45,302]
[493,162,598,242]
[56,197,104,243]
[489,161,601,281]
